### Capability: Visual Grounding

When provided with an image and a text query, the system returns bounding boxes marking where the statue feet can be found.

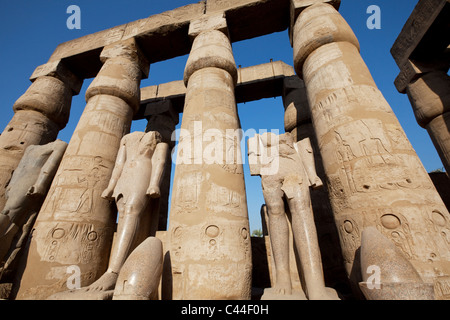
[83,271,118,292]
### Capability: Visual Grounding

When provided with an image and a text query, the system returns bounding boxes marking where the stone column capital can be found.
[30,60,83,95]
[292,2,358,77]
[395,58,450,94]
[406,70,450,128]
[86,38,149,113]
[183,28,237,86]
[101,38,150,79]
[289,0,341,46]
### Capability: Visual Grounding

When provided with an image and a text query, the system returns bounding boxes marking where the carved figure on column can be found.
[0,140,67,278]
[248,132,339,300]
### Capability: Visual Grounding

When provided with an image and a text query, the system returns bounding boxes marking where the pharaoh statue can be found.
[248,132,339,300]
[0,140,67,277]
[49,131,169,299]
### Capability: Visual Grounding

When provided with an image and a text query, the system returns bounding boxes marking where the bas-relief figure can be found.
[0,140,67,278]
[248,132,339,300]
[49,131,168,299]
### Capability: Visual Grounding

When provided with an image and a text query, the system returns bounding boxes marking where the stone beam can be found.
[391,0,450,93]
[47,0,292,80]
[391,0,450,68]
[135,60,295,119]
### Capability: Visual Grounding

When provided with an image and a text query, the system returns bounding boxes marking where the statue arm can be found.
[295,137,323,189]
[28,141,67,197]
[147,142,169,198]
[102,139,127,200]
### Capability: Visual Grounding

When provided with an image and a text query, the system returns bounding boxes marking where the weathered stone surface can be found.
[359,227,435,300]
[50,25,128,78]
[407,71,450,174]
[14,39,149,300]
[168,26,252,300]
[0,62,80,212]
[282,75,350,295]
[391,0,450,68]
[0,140,67,281]
[289,0,341,44]
[4,0,449,302]
[361,227,423,284]
[394,58,449,94]
[293,3,450,297]
[13,77,74,130]
[406,72,450,127]
[282,77,311,132]
[113,237,163,300]
[183,29,238,86]
[137,60,295,118]
[30,61,83,95]
[292,1,358,77]
[189,12,229,40]
[44,0,293,77]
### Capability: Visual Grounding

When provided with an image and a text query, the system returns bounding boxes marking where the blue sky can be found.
[0,0,441,232]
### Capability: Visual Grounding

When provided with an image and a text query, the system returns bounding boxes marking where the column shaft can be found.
[292,2,450,293]
[168,25,252,300]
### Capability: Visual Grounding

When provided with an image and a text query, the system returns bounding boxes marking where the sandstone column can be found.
[406,71,450,175]
[0,61,82,211]
[145,100,179,233]
[168,14,252,300]
[14,38,149,300]
[291,1,450,295]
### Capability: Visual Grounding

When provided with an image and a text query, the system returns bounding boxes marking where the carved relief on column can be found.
[291,2,450,297]
[406,71,450,175]
[0,61,82,211]
[168,13,252,300]
[14,38,149,300]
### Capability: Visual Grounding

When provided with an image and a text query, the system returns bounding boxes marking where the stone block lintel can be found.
[188,12,230,40]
